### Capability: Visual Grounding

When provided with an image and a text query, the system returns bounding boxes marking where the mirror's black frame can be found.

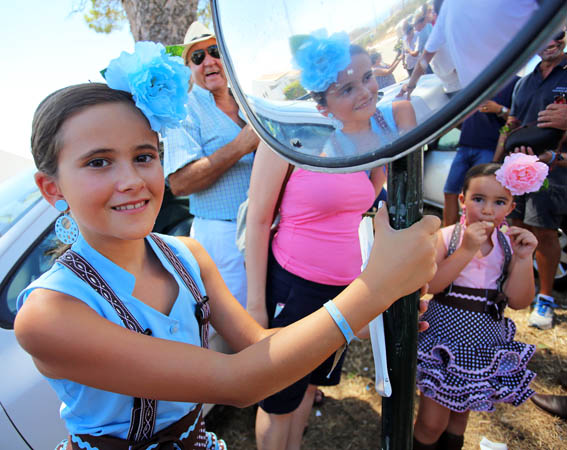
[211,0,566,172]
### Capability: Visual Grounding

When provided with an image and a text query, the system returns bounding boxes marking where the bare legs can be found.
[414,395,469,445]
[256,384,317,450]
[532,227,560,297]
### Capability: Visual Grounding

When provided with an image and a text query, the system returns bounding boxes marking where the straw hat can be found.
[180,22,216,61]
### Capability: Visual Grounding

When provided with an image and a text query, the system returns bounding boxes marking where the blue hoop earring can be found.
[328,112,344,131]
[54,199,79,244]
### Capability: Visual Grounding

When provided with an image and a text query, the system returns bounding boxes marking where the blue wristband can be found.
[547,151,557,166]
[324,300,355,344]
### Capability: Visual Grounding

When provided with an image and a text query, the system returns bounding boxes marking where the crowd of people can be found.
[12,0,567,448]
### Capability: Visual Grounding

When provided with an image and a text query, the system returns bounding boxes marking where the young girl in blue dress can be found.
[14,42,440,449]
[413,158,546,450]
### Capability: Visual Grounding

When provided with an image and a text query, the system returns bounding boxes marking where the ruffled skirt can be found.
[417,300,536,412]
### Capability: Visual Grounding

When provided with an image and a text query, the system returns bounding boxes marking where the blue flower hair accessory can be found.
[105,41,191,133]
[291,29,351,93]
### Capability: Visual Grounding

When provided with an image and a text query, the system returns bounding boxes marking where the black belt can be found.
[66,406,205,450]
[433,285,508,321]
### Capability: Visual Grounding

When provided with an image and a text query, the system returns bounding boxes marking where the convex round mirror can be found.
[212,0,565,172]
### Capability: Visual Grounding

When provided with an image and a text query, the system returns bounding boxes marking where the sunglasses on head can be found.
[190,45,220,65]
[552,30,565,42]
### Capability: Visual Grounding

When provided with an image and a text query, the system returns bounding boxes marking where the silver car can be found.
[0,168,226,448]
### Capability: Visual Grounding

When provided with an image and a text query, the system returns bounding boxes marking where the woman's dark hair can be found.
[312,44,369,107]
[31,83,144,177]
[462,163,502,195]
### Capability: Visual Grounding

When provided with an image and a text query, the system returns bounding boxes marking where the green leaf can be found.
[288,34,311,56]
[537,343,550,350]
[166,45,185,58]
[539,178,550,191]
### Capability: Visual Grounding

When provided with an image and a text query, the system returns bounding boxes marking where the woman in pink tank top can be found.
[245,31,417,449]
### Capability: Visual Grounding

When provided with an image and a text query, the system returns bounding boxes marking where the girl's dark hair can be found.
[312,44,369,107]
[31,82,143,177]
[462,163,502,195]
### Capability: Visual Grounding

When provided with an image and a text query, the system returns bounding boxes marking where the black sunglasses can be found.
[552,30,565,42]
[190,45,220,65]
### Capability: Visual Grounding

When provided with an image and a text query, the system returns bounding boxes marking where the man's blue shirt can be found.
[162,84,255,221]
[458,76,519,150]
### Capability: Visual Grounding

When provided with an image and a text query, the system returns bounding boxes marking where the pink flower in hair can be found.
[495,153,549,196]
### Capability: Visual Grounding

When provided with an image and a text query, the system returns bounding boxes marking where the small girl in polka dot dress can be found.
[413,155,549,450]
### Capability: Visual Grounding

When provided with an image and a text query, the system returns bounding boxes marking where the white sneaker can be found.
[528,296,556,330]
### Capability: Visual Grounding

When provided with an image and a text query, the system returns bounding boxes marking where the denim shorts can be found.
[443,146,495,194]
[259,251,348,415]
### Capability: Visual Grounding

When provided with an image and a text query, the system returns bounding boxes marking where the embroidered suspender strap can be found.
[494,230,512,292]
[373,108,396,142]
[446,222,461,257]
[56,250,156,442]
[486,230,512,320]
[149,233,210,349]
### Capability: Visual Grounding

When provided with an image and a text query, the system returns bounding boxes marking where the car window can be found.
[437,128,461,150]
[260,116,333,155]
[0,168,42,237]
[0,229,59,329]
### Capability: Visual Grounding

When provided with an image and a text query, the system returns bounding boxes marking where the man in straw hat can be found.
[162,22,259,309]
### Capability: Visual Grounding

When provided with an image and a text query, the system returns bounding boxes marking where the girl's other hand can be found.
[506,226,538,259]
[461,221,491,253]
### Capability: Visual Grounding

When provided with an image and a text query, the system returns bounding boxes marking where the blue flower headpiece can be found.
[104,41,191,133]
[291,29,351,93]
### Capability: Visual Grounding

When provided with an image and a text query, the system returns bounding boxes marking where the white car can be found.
[248,73,452,157]
[0,168,227,448]
[0,168,66,449]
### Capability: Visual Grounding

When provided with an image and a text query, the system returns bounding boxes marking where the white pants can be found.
[190,217,247,308]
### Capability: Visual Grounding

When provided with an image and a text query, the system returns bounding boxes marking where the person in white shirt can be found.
[399,0,539,98]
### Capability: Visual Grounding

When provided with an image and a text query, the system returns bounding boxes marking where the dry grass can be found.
[206,289,567,449]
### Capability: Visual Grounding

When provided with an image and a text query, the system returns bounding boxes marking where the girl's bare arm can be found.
[244,142,291,328]
[15,208,439,408]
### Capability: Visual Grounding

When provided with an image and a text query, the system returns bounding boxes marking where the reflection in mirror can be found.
[213,0,562,170]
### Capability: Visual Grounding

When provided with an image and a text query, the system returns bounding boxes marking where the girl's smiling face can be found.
[40,102,164,247]
[460,175,515,230]
[319,53,379,133]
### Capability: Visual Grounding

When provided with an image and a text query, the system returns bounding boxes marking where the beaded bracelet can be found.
[324,300,355,344]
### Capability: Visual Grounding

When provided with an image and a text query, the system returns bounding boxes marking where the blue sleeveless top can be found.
[17,233,205,439]
[322,103,398,157]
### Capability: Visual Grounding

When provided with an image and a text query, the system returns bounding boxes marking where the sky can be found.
[0,0,398,161]
[217,0,398,91]
[1,0,543,163]
[0,1,134,160]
